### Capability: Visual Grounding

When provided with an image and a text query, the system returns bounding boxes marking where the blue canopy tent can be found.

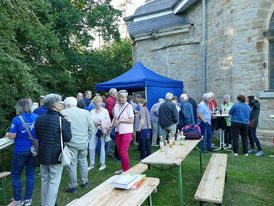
[96,62,184,110]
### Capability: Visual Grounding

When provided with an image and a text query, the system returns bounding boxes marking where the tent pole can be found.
[145,86,147,100]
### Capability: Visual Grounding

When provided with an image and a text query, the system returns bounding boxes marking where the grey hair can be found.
[165,92,173,100]
[15,98,32,115]
[203,93,211,101]
[109,88,117,96]
[224,94,230,99]
[118,90,128,98]
[208,92,214,97]
[158,98,164,103]
[64,97,77,107]
[43,94,62,110]
[180,94,188,101]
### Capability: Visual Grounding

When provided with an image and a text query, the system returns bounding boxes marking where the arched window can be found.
[264,13,274,90]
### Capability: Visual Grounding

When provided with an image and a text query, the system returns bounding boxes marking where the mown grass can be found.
[1,140,273,206]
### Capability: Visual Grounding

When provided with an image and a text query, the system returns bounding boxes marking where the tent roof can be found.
[96,62,183,91]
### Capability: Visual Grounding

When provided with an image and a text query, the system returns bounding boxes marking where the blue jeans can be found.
[139,129,151,159]
[11,149,35,201]
[248,127,262,151]
[199,122,212,150]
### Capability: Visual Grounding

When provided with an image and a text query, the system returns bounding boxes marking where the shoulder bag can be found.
[19,115,40,167]
[58,117,75,166]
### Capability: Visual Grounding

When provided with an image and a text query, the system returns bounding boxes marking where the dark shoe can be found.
[201,149,209,153]
[65,186,77,193]
[208,148,217,152]
[82,182,88,189]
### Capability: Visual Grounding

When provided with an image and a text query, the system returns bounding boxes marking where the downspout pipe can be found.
[202,0,206,96]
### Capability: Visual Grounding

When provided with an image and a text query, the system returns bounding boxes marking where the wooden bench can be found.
[125,163,148,174]
[0,171,11,205]
[194,153,227,206]
[66,175,159,206]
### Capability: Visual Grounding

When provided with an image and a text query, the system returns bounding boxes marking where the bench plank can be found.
[0,172,11,179]
[194,153,227,204]
[125,163,148,174]
[66,175,159,206]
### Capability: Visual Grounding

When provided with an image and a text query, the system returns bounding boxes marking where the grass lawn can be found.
[1,140,273,206]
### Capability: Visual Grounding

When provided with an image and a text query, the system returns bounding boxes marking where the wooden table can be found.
[213,114,232,151]
[141,139,202,206]
[66,175,160,206]
[0,137,14,171]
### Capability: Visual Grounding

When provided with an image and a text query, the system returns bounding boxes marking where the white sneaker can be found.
[99,165,106,171]
[7,200,24,206]
[24,199,32,206]
[255,151,264,156]
[88,165,94,171]
[114,169,124,175]
[231,152,238,156]
[228,144,232,148]
[244,153,248,156]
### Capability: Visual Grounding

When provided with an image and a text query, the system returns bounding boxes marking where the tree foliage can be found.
[0,0,131,134]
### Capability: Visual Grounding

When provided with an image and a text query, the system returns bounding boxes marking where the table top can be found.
[213,114,230,117]
[141,139,201,166]
[270,115,274,119]
[66,175,160,206]
[0,137,14,150]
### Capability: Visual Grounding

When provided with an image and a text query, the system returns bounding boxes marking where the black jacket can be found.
[189,97,197,124]
[35,110,72,165]
[158,100,179,128]
[250,99,260,128]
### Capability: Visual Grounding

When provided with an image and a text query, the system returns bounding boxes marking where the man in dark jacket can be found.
[35,94,72,206]
[187,94,197,124]
[179,94,195,129]
[247,96,264,156]
[158,92,179,141]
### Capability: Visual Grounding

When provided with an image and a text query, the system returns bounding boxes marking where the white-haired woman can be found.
[7,98,38,206]
[221,94,234,147]
[35,94,72,206]
[110,90,134,174]
[89,96,110,171]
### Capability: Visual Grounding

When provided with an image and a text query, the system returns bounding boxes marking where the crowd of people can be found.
[6,89,264,206]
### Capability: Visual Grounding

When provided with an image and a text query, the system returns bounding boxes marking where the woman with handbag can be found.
[7,98,38,206]
[35,94,72,206]
[110,90,134,174]
[88,96,111,171]
[136,98,152,160]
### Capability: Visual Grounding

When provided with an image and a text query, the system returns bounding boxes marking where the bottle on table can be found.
[168,133,173,148]
[164,140,169,157]
[159,136,164,151]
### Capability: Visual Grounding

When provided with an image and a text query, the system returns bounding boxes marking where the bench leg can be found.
[178,164,183,206]
[1,178,7,205]
[200,201,203,206]
[147,164,151,177]
[225,172,227,182]
[199,149,202,174]
[148,194,153,206]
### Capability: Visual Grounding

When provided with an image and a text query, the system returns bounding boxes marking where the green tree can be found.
[0,0,123,135]
[74,38,132,92]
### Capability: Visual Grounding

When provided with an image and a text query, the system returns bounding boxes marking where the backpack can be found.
[181,125,202,140]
